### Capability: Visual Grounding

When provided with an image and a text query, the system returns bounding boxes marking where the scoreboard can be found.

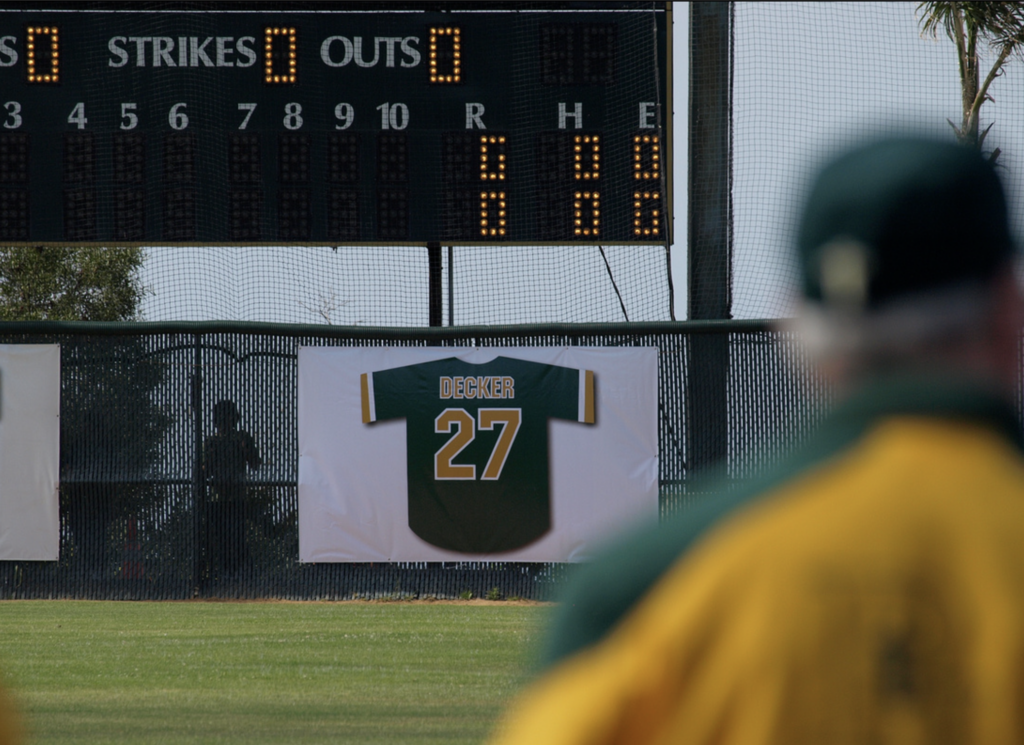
[0,4,670,245]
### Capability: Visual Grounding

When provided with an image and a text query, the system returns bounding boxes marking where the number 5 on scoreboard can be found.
[434,407,522,481]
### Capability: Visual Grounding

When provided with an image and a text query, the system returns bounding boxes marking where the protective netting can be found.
[0,322,829,600]
[732,1,1024,319]
[139,244,672,325]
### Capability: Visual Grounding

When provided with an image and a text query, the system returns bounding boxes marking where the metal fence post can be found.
[427,241,443,327]
[447,245,454,327]
[191,333,203,595]
[687,2,733,474]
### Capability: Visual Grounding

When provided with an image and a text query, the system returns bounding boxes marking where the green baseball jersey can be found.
[361,356,595,554]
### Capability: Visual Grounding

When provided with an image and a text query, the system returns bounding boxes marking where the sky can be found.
[723,1,1024,319]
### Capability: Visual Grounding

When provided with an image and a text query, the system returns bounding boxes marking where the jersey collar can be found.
[826,372,1024,452]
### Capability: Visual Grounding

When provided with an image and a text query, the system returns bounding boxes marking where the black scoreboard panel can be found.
[0,5,670,244]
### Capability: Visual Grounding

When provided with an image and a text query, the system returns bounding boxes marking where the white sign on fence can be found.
[299,346,658,562]
[0,344,60,561]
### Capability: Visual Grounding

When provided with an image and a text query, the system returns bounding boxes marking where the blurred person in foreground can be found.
[0,681,21,745]
[489,137,1024,745]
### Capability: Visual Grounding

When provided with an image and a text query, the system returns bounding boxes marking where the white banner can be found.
[0,344,60,561]
[299,347,658,562]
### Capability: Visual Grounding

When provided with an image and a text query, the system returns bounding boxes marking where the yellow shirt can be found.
[492,405,1024,745]
[0,682,22,745]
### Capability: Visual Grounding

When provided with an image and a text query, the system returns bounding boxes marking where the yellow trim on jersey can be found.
[489,418,1024,745]
[360,373,371,424]
[584,370,595,424]
[479,408,523,480]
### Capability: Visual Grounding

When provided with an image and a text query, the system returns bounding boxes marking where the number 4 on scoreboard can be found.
[67,102,87,130]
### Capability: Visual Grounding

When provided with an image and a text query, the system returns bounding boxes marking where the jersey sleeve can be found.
[523,361,595,425]
[361,369,394,424]
[579,369,595,425]
[361,364,431,424]
[360,371,376,424]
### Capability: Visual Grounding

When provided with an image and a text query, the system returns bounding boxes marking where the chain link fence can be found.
[0,321,828,600]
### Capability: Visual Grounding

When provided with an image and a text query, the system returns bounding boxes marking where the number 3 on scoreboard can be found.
[434,408,522,481]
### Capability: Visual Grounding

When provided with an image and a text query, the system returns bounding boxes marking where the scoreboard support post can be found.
[686,1,732,474]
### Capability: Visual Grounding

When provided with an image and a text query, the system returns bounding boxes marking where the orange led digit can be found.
[479,135,506,182]
[633,190,661,237]
[26,25,59,84]
[480,191,507,237]
[573,191,600,237]
[264,26,297,84]
[573,134,599,181]
[632,134,662,237]
[429,26,461,84]
[633,133,660,181]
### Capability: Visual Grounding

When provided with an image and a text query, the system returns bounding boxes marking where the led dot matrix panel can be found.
[0,3,670,244]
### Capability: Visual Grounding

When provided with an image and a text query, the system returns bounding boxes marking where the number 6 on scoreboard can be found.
[168,103,188,130]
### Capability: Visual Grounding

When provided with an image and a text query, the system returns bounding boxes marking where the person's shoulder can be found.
[540,416,869,668]
[540,480,754,667]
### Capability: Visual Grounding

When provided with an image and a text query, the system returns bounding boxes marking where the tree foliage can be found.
[917,1,1024,161]
[0,246,146,321]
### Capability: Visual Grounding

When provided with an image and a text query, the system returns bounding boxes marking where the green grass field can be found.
[0,600,547,745]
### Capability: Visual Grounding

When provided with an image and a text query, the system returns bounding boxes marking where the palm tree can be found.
[917,1,1024,161]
